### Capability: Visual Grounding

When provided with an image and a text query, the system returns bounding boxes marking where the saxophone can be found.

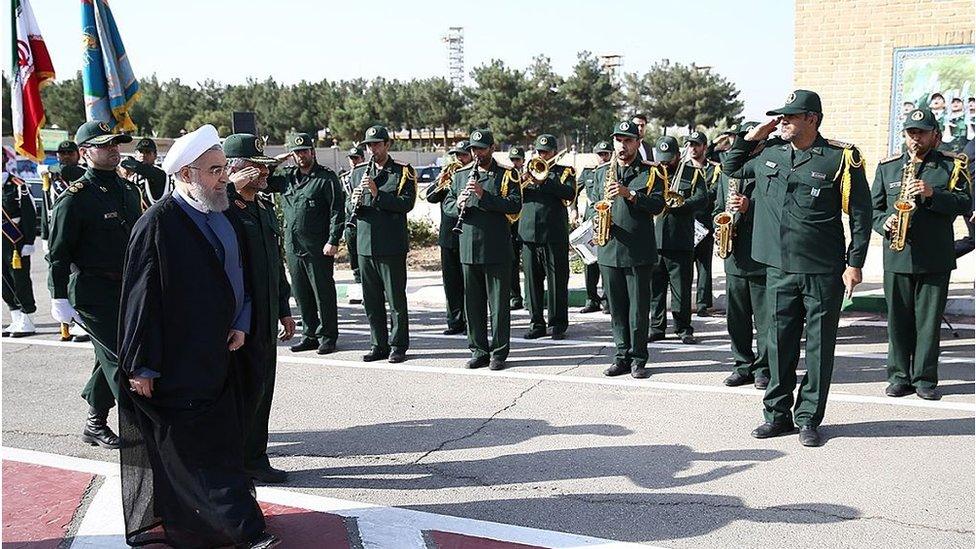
[593,153,618,247]
[714,177,739,259]
[889,160,918,252]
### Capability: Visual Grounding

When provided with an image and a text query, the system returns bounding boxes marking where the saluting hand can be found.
[279,316,296,341]
[227,329,245,351]
[274,152,292,163]
[129,376,154,398]
[229,166,261,188]
[745,117,782,142]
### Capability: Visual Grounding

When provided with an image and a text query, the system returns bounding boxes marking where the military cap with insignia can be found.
[469,129,495,148]
[654,136,680,162]
[593,141,612,154]
[684,131,707,145]
[75,120,133,147]
[361,125,391,144]
[57,140,79,153]
[448,140,471,155]
[612,120,641,139]
[508,146,525,159]
[223,133,277,164]
[134,137,157,152]
[347,145,365,158]
[534,134,557,152]
[903,108,939,131]
[287,132,314,151]
[766,89,822,116]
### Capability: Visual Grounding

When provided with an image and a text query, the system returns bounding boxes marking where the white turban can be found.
[162,124,221,175]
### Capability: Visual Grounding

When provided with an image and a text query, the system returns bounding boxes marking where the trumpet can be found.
[346,160,374,229]
[714,177,739,259]
[453,164,480,234]
[419,159,462,201]
[592,152,619,247]
[521,148,569,190]
[889,160,918,252]
[663,161,686,210]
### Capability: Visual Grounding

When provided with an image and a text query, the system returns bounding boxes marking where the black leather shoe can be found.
[489,358,506,371]
[648,332,665,342]
[290,337,319,352]
[631,364,650,379]
[603,362,631,377]
[579,302,601,314]
[885,383,914,397]
[442,325,466,335]
[916,386,941,401]
[751,421,797,439]
[523,328,546,339]
[362,348,390,362]
[601,301,610,314]
[754,375,770,390]
[388,349,407,363]
[696,307,710,317]
[248,532,281,549]
[466,356,490,369]
[81,408,121,449]
[246,466,289,484]
[316,341,337,355]
[72,334,91,343]
[723,372,754,387]
[550,330,566,340]
[798,425,822,447]
[680,334,698,345]
[510,300,523,310]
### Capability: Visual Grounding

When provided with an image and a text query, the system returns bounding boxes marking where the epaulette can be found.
[826,139,854,149]
[939,150,967,161]
[352,161,370,169]
[393,159,411,168]
[595,161,611,169]
[67,181,85,194]
[642,160,661,167]
[879,152,904,165]
[257,194,274,209]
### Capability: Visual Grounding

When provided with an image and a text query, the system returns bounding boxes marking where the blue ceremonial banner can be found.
[81,0,139,132]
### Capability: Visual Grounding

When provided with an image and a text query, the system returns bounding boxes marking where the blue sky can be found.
[7,0,794,120]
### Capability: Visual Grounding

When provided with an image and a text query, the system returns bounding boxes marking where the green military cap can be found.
[223,133,277,164]
[737,121,760,135]
[75,120,133,147]
[347,145,365,158]
[57,140,78,153]
[766,89,822,116]
[654,136,680,162]
[361,125,390,144]
[134,137,157,152]
[903,108,939,131]
[684,130,707,145]
[469,129,494,148]
[534,134,557,152]
[287,132,314,151]
[448,140,471,154]
[612,120,640,138]
[593,141,612,154]
[508,146,525,159]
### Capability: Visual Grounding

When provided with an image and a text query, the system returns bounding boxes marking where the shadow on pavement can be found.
[825,417,975,439]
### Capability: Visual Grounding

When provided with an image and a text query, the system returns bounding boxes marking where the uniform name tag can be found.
[765,161,777,169]
[890,182,901,189]
[811,172,826,180]
[810,188,821,197]
[104,212,118,219]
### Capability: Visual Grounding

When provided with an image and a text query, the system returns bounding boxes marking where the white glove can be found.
[42,240,49,253]
[51,298,80,324]
[20,244,34,257]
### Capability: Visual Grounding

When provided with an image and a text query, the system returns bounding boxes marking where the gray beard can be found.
[188,181,229,212]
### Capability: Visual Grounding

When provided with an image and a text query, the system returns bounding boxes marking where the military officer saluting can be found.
[579,141,613,314]
[349,125,417,363]
[872,108,972,401]
[650,135,708,345]
[341,146,365,304]
[120,137,170,210]
[425,140,469,335]
[266,133,345,355]
[443,130,522,370]
[507,146,526,310]
[2,158,38,337]
[723,90,873,447]
[712,122,771,390]
[597,121,666,378]
[518,134,576,339]
[48,121,143,450]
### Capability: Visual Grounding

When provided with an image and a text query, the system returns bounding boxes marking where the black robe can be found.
[117,195,264,547]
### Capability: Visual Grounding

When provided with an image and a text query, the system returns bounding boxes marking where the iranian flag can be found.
[10,0,55,162]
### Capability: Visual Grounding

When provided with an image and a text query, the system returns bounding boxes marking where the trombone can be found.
[419,159,462,201]
[521,148,569,190]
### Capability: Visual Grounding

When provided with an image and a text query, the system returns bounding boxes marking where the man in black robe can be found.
[117,125,277,548]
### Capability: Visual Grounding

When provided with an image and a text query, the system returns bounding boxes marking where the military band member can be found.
[349,125,417,363]
[120,137,170,210]
[266,133,345,355]
[712,123,770,390]
[723,90,873,447]
[598,121,666,378]
[425,140,469,335]
[444,130,522,370]
[518,134,575,340]
[686,131,716,316]
[2,165,38,337]
[342,146,365,304]
[507,146,526,310]
[40,140,86,241]
[579,141,612,313]
[650,135,708,345]
[48,121,142,450]
[872,108,972,401]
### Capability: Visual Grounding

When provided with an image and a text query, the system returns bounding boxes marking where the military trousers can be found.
[462,261,511,360]
[441,245,466,331]
[359,254,409,352]
[344,226,361,284]
[763,267,844,428]
[510,225,523,306]
[584,263,605,305]
[75,281,122,412]
[726,272,769,378]
[884,271,950,389]
[694,235,714,309]
[601,264,652,367]
[236,318,276,470]
[1,246,36,314]
[521,241,569,333]
[650,250,694,337]
[287,253,338,345]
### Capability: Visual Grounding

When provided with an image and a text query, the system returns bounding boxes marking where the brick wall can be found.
[794,0,974,175]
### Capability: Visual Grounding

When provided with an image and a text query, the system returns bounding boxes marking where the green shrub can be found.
[408,218,438,247]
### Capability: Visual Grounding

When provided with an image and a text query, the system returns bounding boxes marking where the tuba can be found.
[714,177,739,259]
[593,152,619,247]
[889,160,918,252]
[521,148,569,190]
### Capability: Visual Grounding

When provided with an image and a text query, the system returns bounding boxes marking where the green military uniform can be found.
[597,121,667,375]
[2,173,37,317]
[341,146,365,287]
[266,133,345,350]
[579,141,613,311]
[518,134,576,338]
[40,144,86,242]
[349,125,417,359]
[443,130,522,368]
[223,134,293,474]
[426,141,469,334]
[650,136,709,341]
[48,122,140,417]
[723,90,873,432]
[713,123,770,384]
[685,131,717,314]
[507,147,526,309]
[122,138,170,210]
[871,108,972,397]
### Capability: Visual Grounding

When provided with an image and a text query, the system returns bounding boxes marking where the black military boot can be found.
[82,407,120,449]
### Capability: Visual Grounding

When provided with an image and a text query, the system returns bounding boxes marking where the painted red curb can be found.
[2,461,95,548]
[261,502,353,548]
[426,530,545,549]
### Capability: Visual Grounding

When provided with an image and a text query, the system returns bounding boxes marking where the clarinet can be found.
[453,164,479,234]
[345,160,373,230]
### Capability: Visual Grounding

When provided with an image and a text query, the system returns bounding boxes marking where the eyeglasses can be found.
[187,165,230,177]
